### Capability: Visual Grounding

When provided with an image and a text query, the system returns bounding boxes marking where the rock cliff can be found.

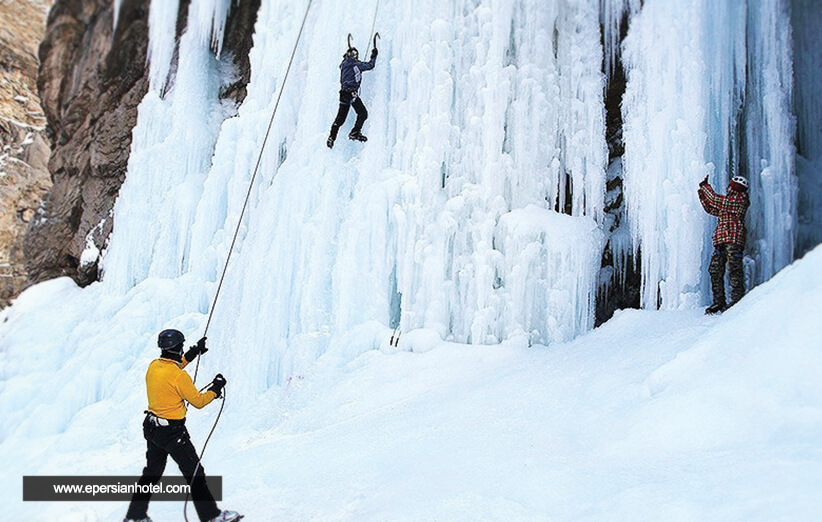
[21,0,260,292]
[0,0,53,307]
[24,0,150,288]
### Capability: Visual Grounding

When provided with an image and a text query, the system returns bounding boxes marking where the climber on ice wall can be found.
[327,34,379,148]
[698,175,750,314]
[124,329,240,522]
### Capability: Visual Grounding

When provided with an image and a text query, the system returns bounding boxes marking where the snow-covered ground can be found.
[3,246,820,521]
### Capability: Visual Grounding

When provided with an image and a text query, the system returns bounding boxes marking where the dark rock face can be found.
[0,123,51,308]
[595,12,641,325]
[0,0,53,308]
[221,0,261,105]
[24,0,150,287]
[23,0,262,290]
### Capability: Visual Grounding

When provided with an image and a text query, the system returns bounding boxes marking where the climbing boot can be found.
[705,303,725,315]
[208,510,243,522]
[348,130,367,142]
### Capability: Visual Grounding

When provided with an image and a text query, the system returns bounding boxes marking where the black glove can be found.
[699,175,709,187]
[184,336,208,362]
[208,373,226,398]
[371,47,378,59]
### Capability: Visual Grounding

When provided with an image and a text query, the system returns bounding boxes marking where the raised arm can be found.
[698,183,722,216]
[358,48,378,71]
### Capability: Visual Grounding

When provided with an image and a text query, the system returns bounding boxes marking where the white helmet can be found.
[731,176,749,190]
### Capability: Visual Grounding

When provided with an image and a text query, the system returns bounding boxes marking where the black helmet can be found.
[346,47,359,60]
[158,329,185,353]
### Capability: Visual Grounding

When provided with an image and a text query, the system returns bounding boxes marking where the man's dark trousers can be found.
[330,89,368,139]
[709,243,745,307]
[126,415,221,522]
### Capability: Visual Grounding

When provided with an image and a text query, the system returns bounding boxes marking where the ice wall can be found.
[622,0,796,309]
[382,0,606,347]
[0,0,811,447]
[622,0,712,309]
[743,0,796,284]
[97,0,609,398]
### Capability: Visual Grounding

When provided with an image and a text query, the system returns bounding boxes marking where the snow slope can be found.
[2,247,820,520]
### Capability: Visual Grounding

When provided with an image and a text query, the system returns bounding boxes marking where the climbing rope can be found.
[183,387,227,522]
[364,0,381,56]
[193,0,314,384]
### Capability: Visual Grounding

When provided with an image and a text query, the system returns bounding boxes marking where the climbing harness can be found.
[193,0,314,385]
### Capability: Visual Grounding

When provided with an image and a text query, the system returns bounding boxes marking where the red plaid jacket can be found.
[698,183,749,246]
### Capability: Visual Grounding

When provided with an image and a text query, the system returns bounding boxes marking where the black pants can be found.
[709,243,746,307]
[329,89,367,139]
[126,416,221,522]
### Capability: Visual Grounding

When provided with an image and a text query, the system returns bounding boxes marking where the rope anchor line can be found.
[194,0,314,384]
[197,0,380,382]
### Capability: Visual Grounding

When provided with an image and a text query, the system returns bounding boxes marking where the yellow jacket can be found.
[146,357,216,420]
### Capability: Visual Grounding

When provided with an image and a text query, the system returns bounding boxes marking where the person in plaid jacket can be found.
[698,175,750,314]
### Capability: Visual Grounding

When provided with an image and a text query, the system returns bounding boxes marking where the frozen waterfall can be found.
[103,0,610,390]
[7,0,808,407]
[621,0,797,309]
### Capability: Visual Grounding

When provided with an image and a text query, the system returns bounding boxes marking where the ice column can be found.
[147,0,180,93]
[600,0,640,81]
[621,0,710,309]
[743,0,796,283]
[192,0,234,56]
[102,0,236,292]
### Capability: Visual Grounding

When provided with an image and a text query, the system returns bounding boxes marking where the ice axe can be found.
[366,32,380,57]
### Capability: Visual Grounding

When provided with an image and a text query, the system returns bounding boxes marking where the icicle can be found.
[743,0,797,283]
[599,0,640,81]
[622,0,711,310]
[147,0,180,93]
[113,0,124,31]
[191,0,234,57]
[556,0,608,222]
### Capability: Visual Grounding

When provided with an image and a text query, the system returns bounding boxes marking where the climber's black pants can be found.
[126,415,220,522]
[330,89,368,139]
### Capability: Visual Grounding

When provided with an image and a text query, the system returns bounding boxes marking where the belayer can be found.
[327,34,379,148]
[124,329,240,522]
[698,175,750,314]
